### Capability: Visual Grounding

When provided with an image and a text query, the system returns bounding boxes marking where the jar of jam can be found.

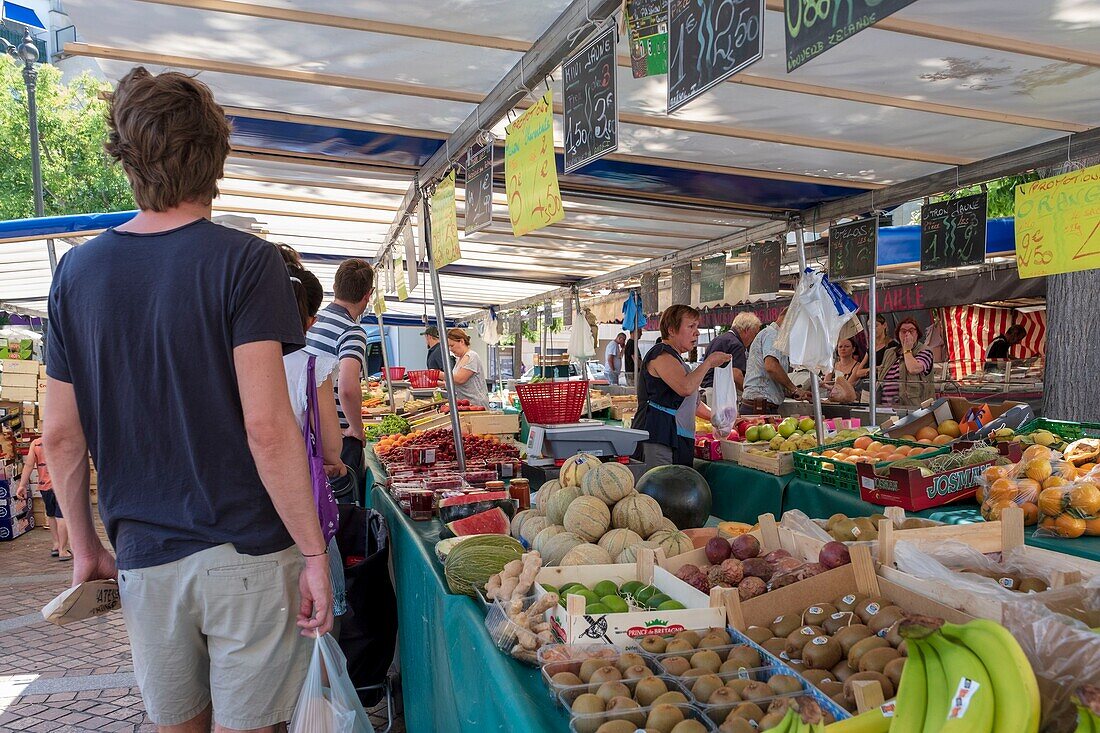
[485,480,506,492]
[508,478,531,511]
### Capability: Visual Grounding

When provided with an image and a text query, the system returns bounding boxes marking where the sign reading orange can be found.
[505,91,564,237]
[1015,163,1100,279]
[430,171,461,268]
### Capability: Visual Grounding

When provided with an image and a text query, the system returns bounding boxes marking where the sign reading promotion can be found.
[1015,163,1100,279]
[505,91,565,237]
[430,171,461,268]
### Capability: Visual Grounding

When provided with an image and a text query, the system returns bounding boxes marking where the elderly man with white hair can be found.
[701,311,762,392]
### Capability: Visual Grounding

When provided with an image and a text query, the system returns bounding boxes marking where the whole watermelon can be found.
[636,465,712,530]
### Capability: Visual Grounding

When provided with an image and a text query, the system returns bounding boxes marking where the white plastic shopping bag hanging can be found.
[289,633,374,733]
[710,364,738,438]
[778,268,861,375]
[568,304,596,359]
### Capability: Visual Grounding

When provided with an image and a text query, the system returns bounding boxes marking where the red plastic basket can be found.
[407,369,441,388]
[516,380,589,425]
[386,366,407,380]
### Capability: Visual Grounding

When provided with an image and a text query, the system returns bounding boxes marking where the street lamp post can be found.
[3,28,56,272]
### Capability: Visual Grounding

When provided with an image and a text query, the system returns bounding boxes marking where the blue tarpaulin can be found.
[2,1,45,29]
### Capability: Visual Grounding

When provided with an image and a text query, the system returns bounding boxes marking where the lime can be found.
[601,595,629,613]
[540,583,558,595]
[585,603,610,615]
[635,585,659,604]
[559,582,587,594]
[593,580,619,598]
[618,580,644,597]
[657,600,686,611]
[577,589,601,605]
[646,593,671,609]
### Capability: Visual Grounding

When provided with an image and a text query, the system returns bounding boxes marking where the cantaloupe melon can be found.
[559,453,601,488]
[563,496,612,542]
[510,509,542,540]
[519,514,552,546]
[560,543,614,566]
[580,462,635,505]
[656,517,678,533]
[615,540,660,564]
[647,528,693,558]
[611,493,664,538]
[542,531,586,566]
[598,528,644,559]
[533,524,567,555]
[545,485,582,525]
[534,479,563,511]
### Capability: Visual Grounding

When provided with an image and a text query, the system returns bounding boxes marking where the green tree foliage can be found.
[911,173,1040,224]
[0,63,133,220]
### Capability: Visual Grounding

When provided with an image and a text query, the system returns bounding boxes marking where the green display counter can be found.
[695,460,791,523]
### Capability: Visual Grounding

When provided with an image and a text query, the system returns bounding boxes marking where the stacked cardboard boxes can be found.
[1,359,40,403]
[0,479,34,541]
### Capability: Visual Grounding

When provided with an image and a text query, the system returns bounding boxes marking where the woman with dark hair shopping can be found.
[879,317,935,406]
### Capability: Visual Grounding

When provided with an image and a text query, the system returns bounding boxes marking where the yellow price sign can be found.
[430,170,461,268]
[396,255,409,301]
[505,91,565,237]
[1015,164,1100,279]
[373,288,386,315]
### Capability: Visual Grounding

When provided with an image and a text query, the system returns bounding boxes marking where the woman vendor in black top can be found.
[631,305,731,466]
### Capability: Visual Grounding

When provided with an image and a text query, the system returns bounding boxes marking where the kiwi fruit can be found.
[831,660,854,682]
[665,638,695,655]
[762,637,788,658]
[855,598,887,624]
[728,701,764,724]
[652,691,689,706]
[691,674,726,703]
[884,657,906,691]
[707,627,733,645]
[832,518,858,542]
[690,650,723,674]
[868,606,905,635]
[671,721,708,733]
[844,671,894,703]
[659,657,691,676]
[744,625,774,644]
[825,513,849,531]
[771,614,802,638]
[786,625,825,656]
[800,669,834,687]
[572,692,606,714]
[675,630,703,647]
[833,624,873,655]
[739,680,777,702]
[622,664,654,681]
[869,513,888,525]
[708,686,742,708]
[758,710,789,729]
[635,676,669,707]
[617,652,647,672]
[883,621,904,648]
[852,518,878,540]
[725,678,754,696]
[646,703,686,733]
[595,681,631,704]
[698,634,728,650]
[681,668,710,680]
[551,671,583,687]
[1018,576,1048,593]
[803,603,838,626]
[725,646,763,671]
[641,636,669,654]
[994,573,1021,591]
[824,610,858,635]
[848,636,891,671]
[835,593,866,613]
[589,666,624,687]
[596,722,637,733]
[832,691,856,713]
[767,674,803,695]
[897,640,908,657]
[605,696,646,727]
[719,717,755,733]
[803,636,843,670]
[859,646,901,674]
[580,659,606,682]
[818,680,844,698]
[899,518,927,529]
[786,659,808,674]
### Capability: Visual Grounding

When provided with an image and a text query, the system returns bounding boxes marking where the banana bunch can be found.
[890,616,1039,733]
[823,706,890,733]
[764,698,827,733]
[1075,684,1100,733]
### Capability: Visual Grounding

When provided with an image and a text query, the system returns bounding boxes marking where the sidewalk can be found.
[0,523,403,732]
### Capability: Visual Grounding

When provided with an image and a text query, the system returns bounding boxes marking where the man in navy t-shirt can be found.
[44,67,331,732]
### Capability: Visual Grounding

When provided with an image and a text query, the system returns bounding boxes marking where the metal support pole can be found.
[375,308,397,415]
[794,225,827,447]
[867,276,878,427]
[422,198,466,471]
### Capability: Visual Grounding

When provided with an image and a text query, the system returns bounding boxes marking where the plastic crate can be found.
[407,369,441,388]
[385,366,406,380]
[793,436,948,493]
[515,380,589,425]
[1016,418,1100,442]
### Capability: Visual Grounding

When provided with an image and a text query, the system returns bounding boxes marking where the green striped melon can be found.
[510,509,542,540]
[519,515,552,546]
[545,486,582,526]
[561,543,614,566]
[580,462,636,505]
[533,480,562,511]
[563,496,611,542]
[542,531,586,566]
[533,524,567,555]
[611,493,664,538]
[615,540,660,564]
[648,529,694,558]
[443,535,524,596]
[598,528,644,559]
[656,517,678,533]
[559,453,601,488]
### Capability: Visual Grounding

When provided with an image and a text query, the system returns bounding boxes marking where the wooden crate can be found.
[781,506,944,562]
[459,411,520,436]
[661,513,819,571]
[718,440,767,462]
[737,447,795,476]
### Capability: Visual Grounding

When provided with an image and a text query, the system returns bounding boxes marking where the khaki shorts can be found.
[118,543,310,729]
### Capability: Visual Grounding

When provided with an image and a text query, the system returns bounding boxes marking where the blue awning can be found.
[3,1,46,30]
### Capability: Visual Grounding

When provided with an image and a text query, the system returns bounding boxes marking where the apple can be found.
[726,428,741,442]
[757,424,776,441]
[798,417,815,433]
[745,425,761,442]
[777,417,798,438]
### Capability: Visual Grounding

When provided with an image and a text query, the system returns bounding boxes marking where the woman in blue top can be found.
[632,305,731,466]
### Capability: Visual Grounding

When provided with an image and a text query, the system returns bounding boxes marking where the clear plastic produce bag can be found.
[710,364,738,437]
[289,633,374,733]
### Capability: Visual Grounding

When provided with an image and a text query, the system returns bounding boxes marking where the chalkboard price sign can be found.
[671,263,692,305]
[920,192,988,272]
[749,239,782,294]
[641,272,659,313]
[626,0,668,78]
[667,0,764,114]
[699,253,726,303]
[829,217,879,281]
[563,25,619,174]
[784,0,920,72]
[464,142,493,235]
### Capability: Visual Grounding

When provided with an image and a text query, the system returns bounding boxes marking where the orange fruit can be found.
[916,426,940,442]
[1024,459,1053,483]
[1022,445,1052,463]
[822,450,837,458]
[1081,462,1097,472]
[1053,514,1087,538]
[984,465,1010,483]
[1043,475,1069,490]
[853,436,873,450]
[1020,502,1039,525]
[918,438,932,445]
[1038,488,1068,517]
[894,446,912,457]
[1084,517,1100,536]
[867,441,884,452]
[900,434,917,442]
[975,485,986,504]
[984,498,1016,521]
[933,435,953,446]
[1069,483,1100,516]
[1015,479,1041,503]
[987,479,1017,502]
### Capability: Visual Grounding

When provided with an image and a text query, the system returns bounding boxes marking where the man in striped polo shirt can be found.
[306,258,375,504]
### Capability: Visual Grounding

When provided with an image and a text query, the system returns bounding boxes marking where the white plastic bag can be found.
[289,633,374,733]
[568,305,596,359]
[710,364,738,437]
[778,269,861,375]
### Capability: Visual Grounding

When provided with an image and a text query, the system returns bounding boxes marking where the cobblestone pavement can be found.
[0,523,403,732]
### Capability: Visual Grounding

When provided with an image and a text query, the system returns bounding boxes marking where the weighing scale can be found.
[525,420,649,467]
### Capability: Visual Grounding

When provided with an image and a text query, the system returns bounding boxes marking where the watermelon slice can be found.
[445,507,510,538]
[438,492,516,525]
[438,491,508,509]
